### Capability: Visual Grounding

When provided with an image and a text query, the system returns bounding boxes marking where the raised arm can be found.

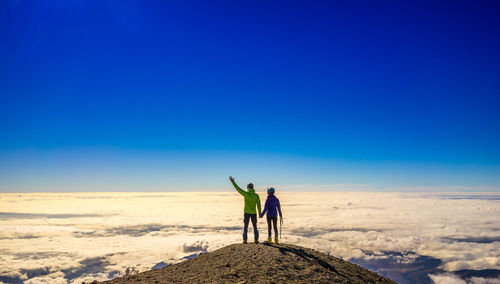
[229,176,246,197]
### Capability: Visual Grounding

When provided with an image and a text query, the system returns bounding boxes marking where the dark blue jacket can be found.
[261,195,282,217]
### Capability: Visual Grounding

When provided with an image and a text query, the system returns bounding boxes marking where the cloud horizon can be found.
[1,191,499,283]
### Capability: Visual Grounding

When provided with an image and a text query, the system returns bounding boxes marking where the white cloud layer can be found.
[0,191,499,283]
[429,273,500,284]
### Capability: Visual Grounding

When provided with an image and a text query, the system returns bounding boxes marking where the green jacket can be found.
[231,180,262,215]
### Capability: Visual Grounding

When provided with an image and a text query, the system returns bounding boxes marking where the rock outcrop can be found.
[103,243,396,283]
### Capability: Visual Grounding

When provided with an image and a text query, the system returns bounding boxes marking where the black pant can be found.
[243,213,258,241]
[267,216,278,238]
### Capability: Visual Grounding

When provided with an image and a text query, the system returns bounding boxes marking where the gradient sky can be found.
[1,1,499,192]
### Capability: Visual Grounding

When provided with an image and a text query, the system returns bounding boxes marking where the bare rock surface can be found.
[102,243,396,283]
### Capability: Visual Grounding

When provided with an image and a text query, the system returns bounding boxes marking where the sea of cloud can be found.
[0,191,499,284]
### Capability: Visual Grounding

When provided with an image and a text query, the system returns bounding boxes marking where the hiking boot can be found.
[242,240,247,244]
[267,237,272,243]
[254,240,259,244]
[274,237,279,244]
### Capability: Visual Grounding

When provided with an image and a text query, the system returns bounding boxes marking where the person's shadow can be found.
[270,244,347,278]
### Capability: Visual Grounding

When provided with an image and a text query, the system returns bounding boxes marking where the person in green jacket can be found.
[229,176,262,243]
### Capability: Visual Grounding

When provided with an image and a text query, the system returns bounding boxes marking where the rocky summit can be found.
[102,243,396,283]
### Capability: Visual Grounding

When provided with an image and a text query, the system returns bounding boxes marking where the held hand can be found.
[259,214,263,218]
[229,176,235,182]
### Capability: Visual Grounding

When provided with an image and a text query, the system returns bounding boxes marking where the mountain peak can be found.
[103,243,396,283]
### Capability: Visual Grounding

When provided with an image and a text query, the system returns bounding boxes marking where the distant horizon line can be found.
[2,184,500,193]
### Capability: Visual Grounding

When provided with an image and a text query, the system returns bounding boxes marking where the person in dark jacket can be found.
[259,187,282,244]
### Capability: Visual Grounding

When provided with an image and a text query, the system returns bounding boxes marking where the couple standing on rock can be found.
[229,176,283,244]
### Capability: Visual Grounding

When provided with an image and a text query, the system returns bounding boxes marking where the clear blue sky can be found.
[1,1,499,192]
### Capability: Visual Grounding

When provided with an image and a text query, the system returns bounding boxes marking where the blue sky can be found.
[1,1,499,192]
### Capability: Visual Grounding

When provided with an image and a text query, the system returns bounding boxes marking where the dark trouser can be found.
[243,213,258,241]
[267,216,278,238]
